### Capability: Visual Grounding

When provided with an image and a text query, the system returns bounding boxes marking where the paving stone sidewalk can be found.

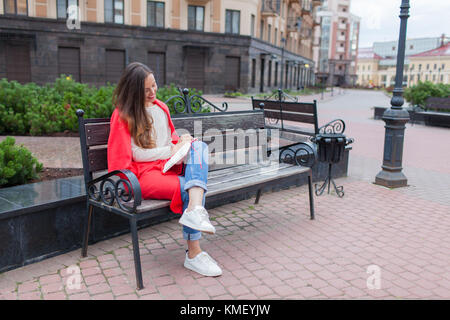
[0,89,449,300]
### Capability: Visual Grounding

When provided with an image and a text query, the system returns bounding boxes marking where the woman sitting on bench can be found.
[107,62,222,277]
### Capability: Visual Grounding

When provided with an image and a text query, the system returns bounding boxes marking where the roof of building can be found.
[357,48,382,60]
[410,42,450,57]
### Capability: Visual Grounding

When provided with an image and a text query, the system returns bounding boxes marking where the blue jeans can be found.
[178,140,209,241]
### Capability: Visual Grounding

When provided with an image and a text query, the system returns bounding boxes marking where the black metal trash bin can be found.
[311,133,354,197]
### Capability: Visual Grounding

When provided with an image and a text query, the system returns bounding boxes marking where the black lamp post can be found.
[375,0,410,188]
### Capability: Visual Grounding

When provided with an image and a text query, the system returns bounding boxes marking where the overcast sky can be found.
[351,0,450,48]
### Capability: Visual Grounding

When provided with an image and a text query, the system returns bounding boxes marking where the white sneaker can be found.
[184,251,222,277]
[179,205,216,234]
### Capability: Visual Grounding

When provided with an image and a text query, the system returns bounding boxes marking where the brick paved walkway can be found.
[0,89,449,300]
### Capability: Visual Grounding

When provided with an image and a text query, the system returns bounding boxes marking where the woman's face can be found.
[144,73,158,104]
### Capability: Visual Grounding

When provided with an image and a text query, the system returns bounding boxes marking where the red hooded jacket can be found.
[107,99,184,214]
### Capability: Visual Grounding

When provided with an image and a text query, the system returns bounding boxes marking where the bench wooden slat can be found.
[85,123,110,147]
[252,99,316,114]
[203,129,268,153]
[207,163,309,197]
[87,147,108,172]
[172,111,265,134]
[208,163,264,179]
[207,161,292,187]
[264,110,316,124]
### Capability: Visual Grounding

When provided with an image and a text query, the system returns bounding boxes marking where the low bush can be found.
[0,77,208,135]
[404,81,450,109]
[0,137,43,187]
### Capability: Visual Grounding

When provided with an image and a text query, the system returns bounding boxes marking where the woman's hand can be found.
[179,134,194,143]
[170,139,190,156]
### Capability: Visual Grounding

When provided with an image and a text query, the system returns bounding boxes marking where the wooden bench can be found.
[76,109,317,290]
[424,97,450,112]
[251,97,319,138]
[251,95,347,152]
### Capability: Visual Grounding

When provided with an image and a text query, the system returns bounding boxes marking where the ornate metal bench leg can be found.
[255,189,262,204]
[308,171,315,220]
[81,203,93,258]
[129,217,144,290]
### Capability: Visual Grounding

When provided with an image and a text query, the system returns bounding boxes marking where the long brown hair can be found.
[113,62,156,149]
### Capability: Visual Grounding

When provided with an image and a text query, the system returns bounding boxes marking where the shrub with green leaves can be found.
[404,81,450,109]
[0,77,209,135]
[0,137,43,187]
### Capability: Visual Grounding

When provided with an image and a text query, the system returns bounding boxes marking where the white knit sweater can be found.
[131,104,174,162]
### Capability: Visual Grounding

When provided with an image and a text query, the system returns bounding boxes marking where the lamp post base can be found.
[374,169,408,188]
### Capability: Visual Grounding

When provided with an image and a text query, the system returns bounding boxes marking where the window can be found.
[442,64,445,69]
[58,47,80,82]
[260,20,264,40]
[188,5,204,31]
[267,24,271,43]
[105,49,125,84]
[57,0,79,19]
[250,14,255,37]
[268,60,272,87]
[5,42,31,84]
[419,64,422,71]
[274,62,278,86]
[426,64,429,70]
[434,64,437,70]
[148,52,165,85]
[225,9,240,34]
[410,45,414,49]
[274,28,278,46]
[105,0,124,24]
[251,59,256,88]
[411,64,414,70]
[4,0,27,15]
[392,46,396,51]
[147,1,164,27]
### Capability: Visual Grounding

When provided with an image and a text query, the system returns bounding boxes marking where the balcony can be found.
[287,17,302,33]
[338,23,347,30]
[261,0,281,17]
[337,34,346,41]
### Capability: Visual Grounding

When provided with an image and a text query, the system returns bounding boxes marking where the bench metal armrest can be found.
[318,119,346,134]
[87,169,142,214]
[279,142,317,168]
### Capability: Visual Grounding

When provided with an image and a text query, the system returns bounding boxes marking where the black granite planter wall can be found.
[374,106,450,128]
[0,148,350,273]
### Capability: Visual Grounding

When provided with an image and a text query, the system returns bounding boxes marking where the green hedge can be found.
[0,76,204,136]
[404,81,450,109]
[0,137,43,187]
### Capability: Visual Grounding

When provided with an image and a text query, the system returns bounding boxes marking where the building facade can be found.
[0,0,322,94]
[313,0,360,87]
[356,36,450,88]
